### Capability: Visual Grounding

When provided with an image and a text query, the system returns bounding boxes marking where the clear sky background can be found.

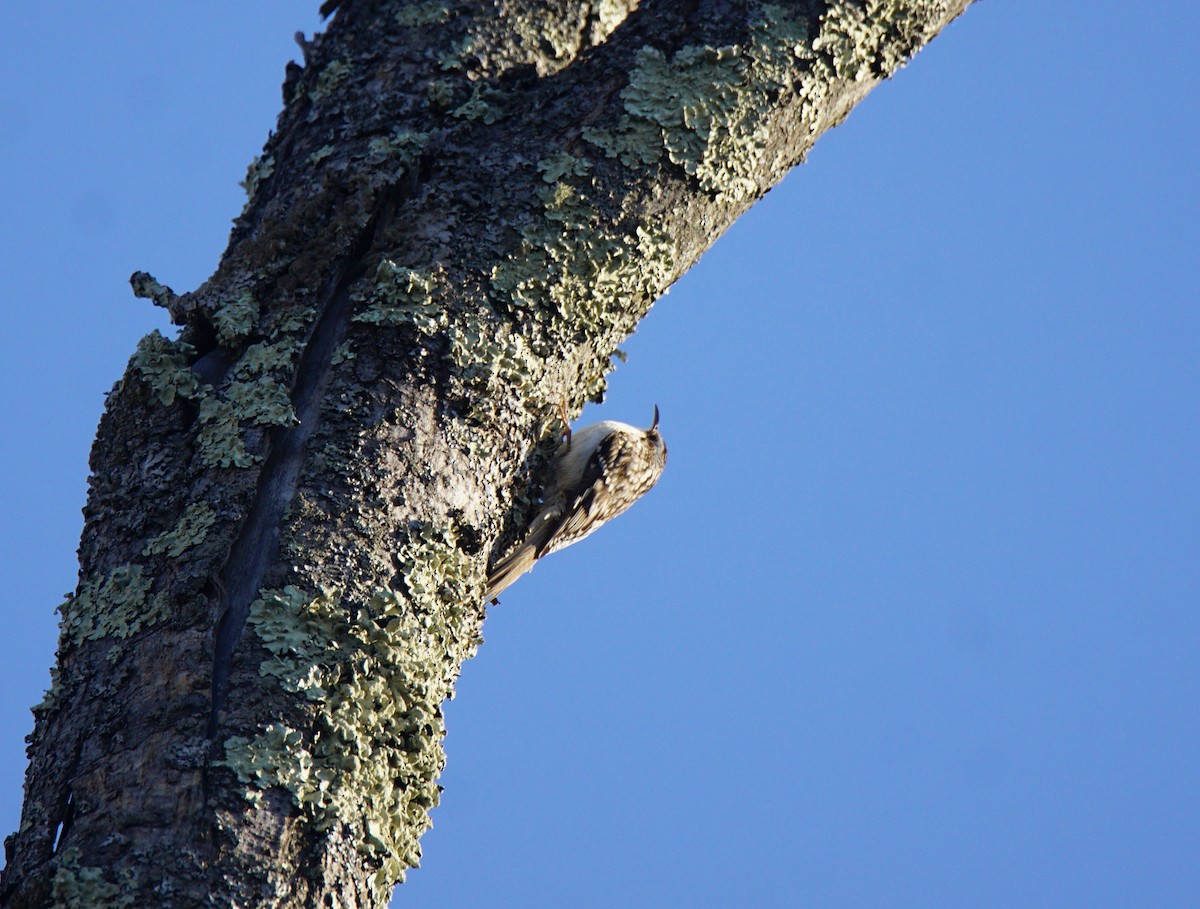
[1,3,1197,907]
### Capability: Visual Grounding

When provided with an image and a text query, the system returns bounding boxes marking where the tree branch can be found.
[2,1,973,906]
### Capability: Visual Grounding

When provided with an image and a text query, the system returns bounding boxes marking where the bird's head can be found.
[646,404,667,463]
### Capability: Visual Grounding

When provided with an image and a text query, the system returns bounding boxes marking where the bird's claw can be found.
[558,398,572,447]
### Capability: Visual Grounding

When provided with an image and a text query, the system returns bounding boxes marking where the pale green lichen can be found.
[537,151,592,184]
[194,404,252,468]
[130,331,199,407]
[427,79,457,110]
[310,58,352,103]
[451,83,506,123]
[366,128,429,172]
[225,531,482,898]
[227,377,296,425]
[622,44,758,200]
[222,723,311,811]
[626,7,811,201]
[51,848,134,909]
[491,178,675,342]
[438,34,477,72]
[245,587,346,701]
[510,9,583,64]
[142,502,216,558]
[353,262,443,330]
[240,154,275,201]
[129,271,178,312]
[586,5,813,202]
[275,306,318,335]
[133,328,295,465]
[815,0,944,80]
[58,565,168,649]
[446,305,563,421]
[581,117,663,168]
[330,341,356,365]
[231,338,302,380]
[448,317,541,397]
[395,2,452,26]
[307,144,335,166]
[593,0,640,40]
[195,378,298,469]
[212,290,259,347]
[17,799,47,838]
[484,162,676,407]
[396,524,480,609]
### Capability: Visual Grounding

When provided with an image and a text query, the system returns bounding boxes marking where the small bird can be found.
[485,406,668,601]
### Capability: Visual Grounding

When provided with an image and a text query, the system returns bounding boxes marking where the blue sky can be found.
[1,3,1197,907]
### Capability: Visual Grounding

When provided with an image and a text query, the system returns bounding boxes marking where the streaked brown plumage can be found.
[485,407,668,601]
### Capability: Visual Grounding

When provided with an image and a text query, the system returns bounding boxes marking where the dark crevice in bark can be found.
[206,182,409,749]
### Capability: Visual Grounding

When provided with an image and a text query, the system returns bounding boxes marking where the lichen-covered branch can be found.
[1,1,973,906]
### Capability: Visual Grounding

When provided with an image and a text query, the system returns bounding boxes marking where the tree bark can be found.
[2,1,972,905]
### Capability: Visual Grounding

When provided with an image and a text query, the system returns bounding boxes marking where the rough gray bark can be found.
[2,1,973,906]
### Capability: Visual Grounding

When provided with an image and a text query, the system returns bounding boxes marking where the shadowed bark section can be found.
[209,182,410,739]
[2,1,974,906]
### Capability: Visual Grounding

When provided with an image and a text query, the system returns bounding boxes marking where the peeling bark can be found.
[2,1,973,906]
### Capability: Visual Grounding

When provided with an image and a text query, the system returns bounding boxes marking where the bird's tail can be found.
[483,543,538,602]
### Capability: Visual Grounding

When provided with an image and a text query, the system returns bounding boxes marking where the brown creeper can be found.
[485,406,668,601]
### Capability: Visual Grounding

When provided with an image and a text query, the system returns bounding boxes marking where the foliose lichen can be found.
[438,34,477,72]
[366,128,429,173]
[212,290,260,347]
[593,0,641,40]
[451,84,507,123]
[240,154,275,202]
[274,306,318,335]
[130,331,199,407]
[133,324,300,468]
[231,339,302,380]
[195,377,298,469]
[487,164,675,404]
[309,59,352,103]
[307,144,335,166]
[142,502,216,558]
[58,564,168,649]
[448,315,542,403]
[815,0,945,80]
[330,341,356,365]
[129,271,179,314]
[600,5,813,203]
[510,8,585,64]
[580,117,663,169]
[223,526,482,899]
[395,2,452,27]
[427,79,457,110]
[51,848,135,909]
[537,151,592,184]
[353,261,442,330]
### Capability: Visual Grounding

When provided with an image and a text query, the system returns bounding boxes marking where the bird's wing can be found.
[483,541,538,602]
[535,432,624,558]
